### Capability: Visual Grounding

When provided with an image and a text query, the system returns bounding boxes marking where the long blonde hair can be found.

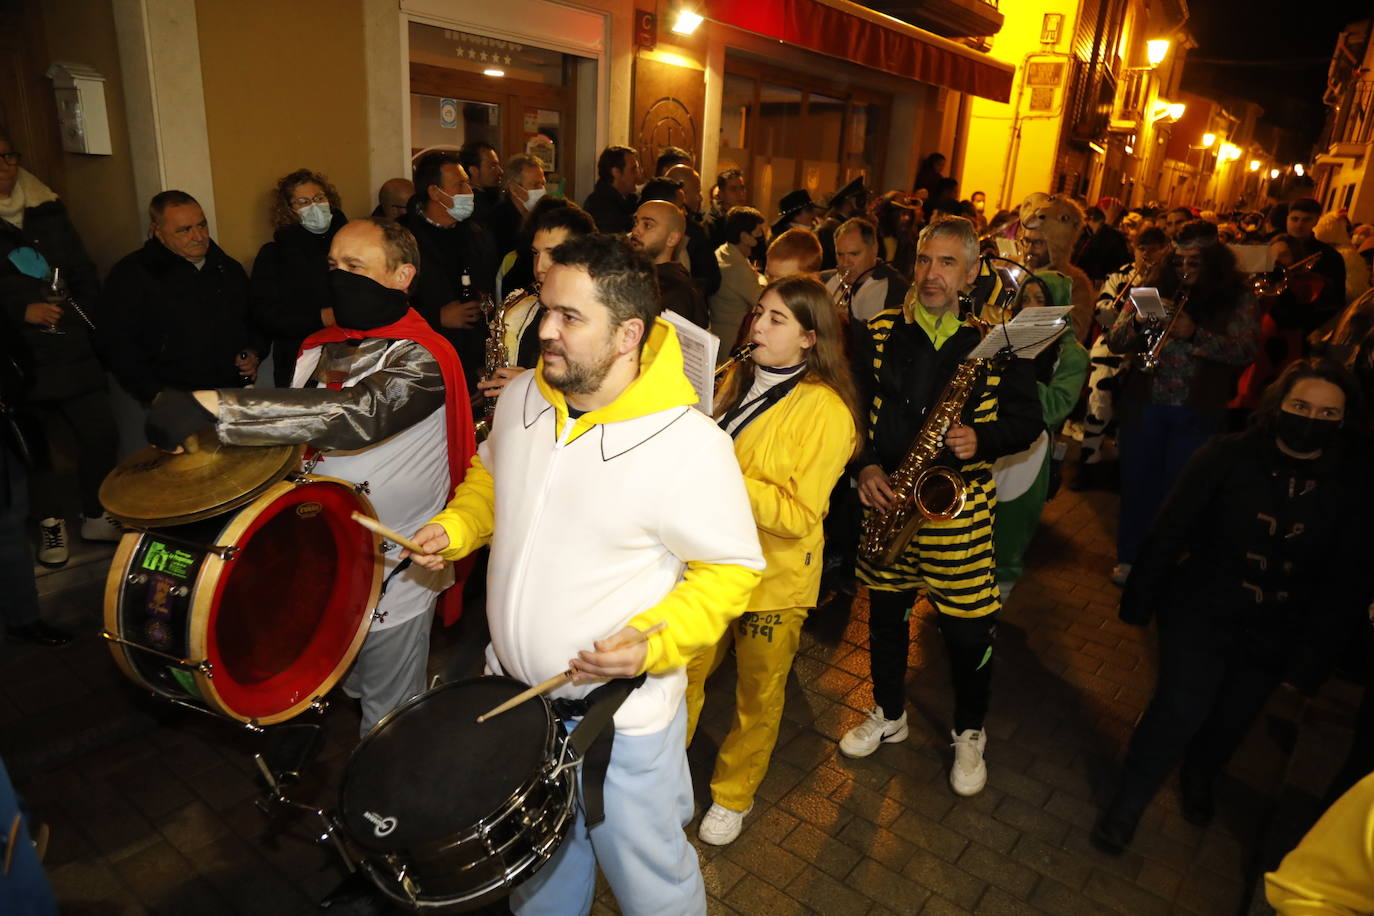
[715,275,864,459]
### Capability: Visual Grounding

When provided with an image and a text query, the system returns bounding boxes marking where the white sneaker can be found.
[37,518,69,566]
[697,802,751,846]
[1110,563,1132,586]
[949,728,988,796]
[80,512,124,542]
[839,707,909,758]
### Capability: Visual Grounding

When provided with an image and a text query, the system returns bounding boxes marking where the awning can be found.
[703,0,1014,103]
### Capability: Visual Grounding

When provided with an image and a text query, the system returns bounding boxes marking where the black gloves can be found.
[146,389,216,451]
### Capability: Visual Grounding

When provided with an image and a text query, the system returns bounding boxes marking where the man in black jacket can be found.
[399,151,498,394]
[631,200,708,328]
[101,190,265,406]
[582,146,642,235]
[838,216,1041,799]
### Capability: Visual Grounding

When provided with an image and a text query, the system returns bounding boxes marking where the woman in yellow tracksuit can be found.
[685,274,862,846]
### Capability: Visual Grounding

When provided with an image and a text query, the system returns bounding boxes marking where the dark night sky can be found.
[1182,0,1374,159]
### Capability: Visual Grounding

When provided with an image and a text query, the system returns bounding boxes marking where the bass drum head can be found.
[194,480,380,724]
[340,677,553,853]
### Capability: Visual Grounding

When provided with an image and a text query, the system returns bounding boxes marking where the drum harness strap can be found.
[551,673,647,829]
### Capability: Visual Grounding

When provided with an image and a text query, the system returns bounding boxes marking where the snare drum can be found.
[103,476,382,726]
[338,677,576,910]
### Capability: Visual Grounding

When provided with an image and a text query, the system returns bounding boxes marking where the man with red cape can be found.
[144,217,475,736]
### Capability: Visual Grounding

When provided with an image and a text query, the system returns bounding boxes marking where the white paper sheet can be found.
[660,311,720,414]
[965,306,1072,360]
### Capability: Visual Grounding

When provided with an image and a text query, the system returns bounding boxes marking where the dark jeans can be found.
[1109,612,1287,819]
[1,450,41,628]
[27,388,119,519]
[868,589,997,733]
[1116,404,1222,565]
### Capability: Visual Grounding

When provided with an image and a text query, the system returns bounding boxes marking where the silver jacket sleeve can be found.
[216,338,447,451]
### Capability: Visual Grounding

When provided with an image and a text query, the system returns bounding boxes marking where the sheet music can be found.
[965,306,1072,360]
[659,311,719,413]
[1231,244,1274,274]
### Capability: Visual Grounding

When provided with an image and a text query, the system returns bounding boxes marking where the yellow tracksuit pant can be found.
[684,606,808,813]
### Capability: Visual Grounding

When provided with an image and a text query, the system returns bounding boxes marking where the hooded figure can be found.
[989,269,1089,595]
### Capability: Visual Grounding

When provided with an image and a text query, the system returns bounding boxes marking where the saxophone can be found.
[857,256,1032,568]
[473,287,526,442]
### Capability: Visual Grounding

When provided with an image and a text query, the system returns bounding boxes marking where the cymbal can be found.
[99,427,304,527]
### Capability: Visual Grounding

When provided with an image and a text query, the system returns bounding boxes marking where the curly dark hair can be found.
[1253,356,1368,436]
[270,169,343,230]
[549,234,660,351]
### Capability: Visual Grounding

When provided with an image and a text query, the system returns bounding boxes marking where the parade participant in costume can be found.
[143,218,475,736]
[1106,219,1258,585]
[476,203,598,400]
[839,217,1040,796]
[1073,227,1170,489]
[821,217,910,325]
[405,234,763,916]
[685,276,861,846]
[1017,195,1095,343]
[988,271,1088,596]
[1093,359,1372,854]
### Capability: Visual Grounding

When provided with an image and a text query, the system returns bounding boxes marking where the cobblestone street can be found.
[2,476,1359,915]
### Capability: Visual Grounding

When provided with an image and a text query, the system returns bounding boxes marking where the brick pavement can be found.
[2,477,1360,915]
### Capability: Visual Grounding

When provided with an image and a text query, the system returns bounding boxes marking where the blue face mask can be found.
[443,190,475,222]
[297,202,331,234]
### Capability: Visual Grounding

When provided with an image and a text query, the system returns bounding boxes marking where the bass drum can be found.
[338,677,576,910]
[103,476,382,726]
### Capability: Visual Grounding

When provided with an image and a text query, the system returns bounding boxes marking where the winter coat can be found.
[0,198,105,400]
[100,238,264,403]
[250,210,346,386]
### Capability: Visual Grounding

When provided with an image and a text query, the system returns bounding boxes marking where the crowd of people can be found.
[3,122,1374,913]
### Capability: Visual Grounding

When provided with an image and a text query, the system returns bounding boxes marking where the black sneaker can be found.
[6,621,74,647]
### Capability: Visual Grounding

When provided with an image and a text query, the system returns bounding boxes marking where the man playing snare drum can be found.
[144,217,475,736]
[405,234,763,915]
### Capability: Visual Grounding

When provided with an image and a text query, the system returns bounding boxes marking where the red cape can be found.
[299,309,476,625]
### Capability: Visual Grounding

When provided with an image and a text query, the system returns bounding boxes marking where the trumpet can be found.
[1252,250,1322,299]
[1140,281,1192,372]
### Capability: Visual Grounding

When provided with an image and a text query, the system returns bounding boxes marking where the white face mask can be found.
[524,187,547,209]
[443,190,475,222]
[297,202,332,234]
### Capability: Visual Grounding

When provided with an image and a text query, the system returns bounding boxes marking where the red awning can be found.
[704,0,1014,103]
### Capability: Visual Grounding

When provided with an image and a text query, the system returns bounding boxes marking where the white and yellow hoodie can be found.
[430,319,764,735]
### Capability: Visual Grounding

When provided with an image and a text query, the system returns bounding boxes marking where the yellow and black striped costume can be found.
[853,306,1041,617]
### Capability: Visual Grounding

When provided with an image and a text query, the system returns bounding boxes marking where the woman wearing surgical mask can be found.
[1092,358,1373,856]
[250,169,347,386]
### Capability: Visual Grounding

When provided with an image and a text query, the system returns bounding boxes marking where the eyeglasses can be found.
[0,152,20,165]
[292,194,329,208]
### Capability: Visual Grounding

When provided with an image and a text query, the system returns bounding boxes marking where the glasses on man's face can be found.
[292,194,329,208]
[0,151,20,166]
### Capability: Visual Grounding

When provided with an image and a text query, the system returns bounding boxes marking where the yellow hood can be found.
[534,317,700,443]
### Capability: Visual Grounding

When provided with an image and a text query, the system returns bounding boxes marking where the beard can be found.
[540,336,619,396]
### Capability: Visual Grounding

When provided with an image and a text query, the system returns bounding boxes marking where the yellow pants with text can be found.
[684,606,808,812]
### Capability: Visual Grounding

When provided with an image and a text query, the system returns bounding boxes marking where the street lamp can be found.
[1202,133,1216,148]
[1249,160,1261,172]
[1146,40,1170,67]
[671,8,703,34]
[1294,163,1305,176]
[1269,168,1280,180]
[1220,143,1242,162]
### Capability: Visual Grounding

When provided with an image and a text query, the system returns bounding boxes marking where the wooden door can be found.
[0,0,64,193]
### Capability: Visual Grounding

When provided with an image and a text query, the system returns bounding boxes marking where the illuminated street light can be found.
[1249,160,1261,172]
[672,8,704,34]
[1294,163,1305,176]
[1146,39,1170,67]
[1167,102,1185,120]
[1220,143,1242,162]
[1270,168,1280,179]
[1202,133,1216,148]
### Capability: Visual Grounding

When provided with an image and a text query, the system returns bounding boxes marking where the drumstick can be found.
[476,622,668,723]
[349,511,430,555]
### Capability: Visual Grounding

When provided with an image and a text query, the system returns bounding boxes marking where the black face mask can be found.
[1276,409,1341,455]
[330,269,409,331]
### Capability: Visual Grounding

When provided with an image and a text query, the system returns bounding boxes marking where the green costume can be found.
[993,271,1089,587]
